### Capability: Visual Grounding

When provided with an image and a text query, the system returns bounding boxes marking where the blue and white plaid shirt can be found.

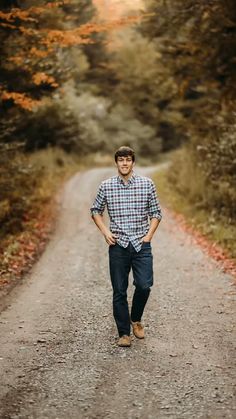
[90,171,162,252]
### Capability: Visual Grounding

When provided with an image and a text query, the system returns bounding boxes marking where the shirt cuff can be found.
[149,213,162,221]
[90,209,103,216]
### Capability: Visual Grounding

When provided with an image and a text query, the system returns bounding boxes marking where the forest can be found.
[0,0,236,282]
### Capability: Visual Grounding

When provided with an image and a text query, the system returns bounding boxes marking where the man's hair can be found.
[114,146,135,162]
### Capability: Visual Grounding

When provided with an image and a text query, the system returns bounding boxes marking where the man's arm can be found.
[142,180,162,243]
[91,214,117,246]
[142,217,160,243]
[90,183,117,246]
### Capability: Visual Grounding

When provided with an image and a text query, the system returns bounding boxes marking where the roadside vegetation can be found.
[154,159,236,261]
[142,0,236,262]
[0,147,83,287]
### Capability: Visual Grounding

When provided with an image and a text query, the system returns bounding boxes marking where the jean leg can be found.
[131,287,150,322]
[109,244,131,336]
[130,242,153,322]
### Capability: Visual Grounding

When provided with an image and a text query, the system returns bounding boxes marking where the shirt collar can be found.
[118,171,136,186]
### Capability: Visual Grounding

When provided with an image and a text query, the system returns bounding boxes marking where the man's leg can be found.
[130,242,153,323]
[109,243,131,337]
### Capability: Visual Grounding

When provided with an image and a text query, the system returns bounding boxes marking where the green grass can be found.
[153,166,236,260]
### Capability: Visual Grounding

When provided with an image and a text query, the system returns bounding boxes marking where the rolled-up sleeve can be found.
[90,183,106,216]
[148,180,162,221]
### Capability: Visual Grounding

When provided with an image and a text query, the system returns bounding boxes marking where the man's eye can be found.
[118,158,132,162]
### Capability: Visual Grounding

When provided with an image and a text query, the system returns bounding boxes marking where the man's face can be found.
[116,155,134,177]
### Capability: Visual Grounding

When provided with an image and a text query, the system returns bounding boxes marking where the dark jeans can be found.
[109,242,153,337]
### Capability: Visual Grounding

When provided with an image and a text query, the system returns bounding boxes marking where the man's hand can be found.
[104,231,117,246]
[141,234,152,243]
[141,218,160,243]
[91,214,117,246]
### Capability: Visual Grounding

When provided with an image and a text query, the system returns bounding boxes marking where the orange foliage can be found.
[41,28,93,48]
[0,22,16,29]
[0,10,37,23]
[5,16,142,67]
[39,16,142,48]
[8,56,24,65]
[1,91,40,110]
[29,48,49,58]
[0,2,70,23]
[32,72,59,87]
[0,2,143,110]
[19,26,37,36]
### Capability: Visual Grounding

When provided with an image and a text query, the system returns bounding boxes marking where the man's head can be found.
[114,146,135,178]
[114,146,135,163]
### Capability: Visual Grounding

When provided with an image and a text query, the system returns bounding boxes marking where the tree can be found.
[142,0,236,217]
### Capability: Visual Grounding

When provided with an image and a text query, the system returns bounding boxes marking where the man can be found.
[90,146,162,347]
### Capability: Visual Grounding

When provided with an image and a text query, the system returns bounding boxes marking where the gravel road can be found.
[0,167,235,419]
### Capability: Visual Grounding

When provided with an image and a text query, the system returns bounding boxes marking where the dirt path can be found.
[0,167,235,419]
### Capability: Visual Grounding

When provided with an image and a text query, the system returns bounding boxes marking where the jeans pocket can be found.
[142,241,151,247]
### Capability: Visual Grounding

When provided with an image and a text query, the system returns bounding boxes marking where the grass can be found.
[153,165,236,261]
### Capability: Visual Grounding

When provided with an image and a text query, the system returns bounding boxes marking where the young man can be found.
[90,146,162,347]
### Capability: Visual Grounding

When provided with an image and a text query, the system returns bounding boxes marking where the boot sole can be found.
[133,333,144,339]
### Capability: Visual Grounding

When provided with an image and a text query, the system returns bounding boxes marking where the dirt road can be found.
[0,167,235,419]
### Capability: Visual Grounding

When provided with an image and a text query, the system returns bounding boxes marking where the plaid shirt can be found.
[90,171,162,252]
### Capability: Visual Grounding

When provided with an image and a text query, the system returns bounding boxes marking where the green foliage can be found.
[111,29,184,151]
[21,84,159,157]
[62,86,161,157]
[154,166,236,258]
[166,114,236,221]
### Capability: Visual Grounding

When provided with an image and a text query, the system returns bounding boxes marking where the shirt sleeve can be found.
[148,180,162,221]
[90,182,106,216]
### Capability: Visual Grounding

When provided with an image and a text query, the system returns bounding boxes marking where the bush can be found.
[0,144,43,242]
[168,111,236,221]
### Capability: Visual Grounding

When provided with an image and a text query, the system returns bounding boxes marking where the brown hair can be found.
[114,146,135,162]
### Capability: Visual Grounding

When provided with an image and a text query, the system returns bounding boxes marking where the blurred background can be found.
[0,0,236,280]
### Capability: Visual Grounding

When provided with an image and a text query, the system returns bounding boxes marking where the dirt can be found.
[0,166,235,419]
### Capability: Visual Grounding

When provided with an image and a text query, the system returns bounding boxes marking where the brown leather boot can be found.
[118,335,131,347]
[131,321,145,339]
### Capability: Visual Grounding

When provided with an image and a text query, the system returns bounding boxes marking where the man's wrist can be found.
[102,227,110,237]
[143,233,152,242]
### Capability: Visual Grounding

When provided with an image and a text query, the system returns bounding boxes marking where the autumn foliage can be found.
[0,0,141,110]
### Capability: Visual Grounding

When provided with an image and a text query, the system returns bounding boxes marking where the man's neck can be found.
[118,171,133,184]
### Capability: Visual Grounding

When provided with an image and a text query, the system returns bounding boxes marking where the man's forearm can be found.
[145,218,160,241]
[92,214,117,246]
[91,214,109,236]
